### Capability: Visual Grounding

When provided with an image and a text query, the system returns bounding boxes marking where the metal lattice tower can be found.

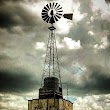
[41,2,73,88]
[41,2,64,88]
[41,25,62,87]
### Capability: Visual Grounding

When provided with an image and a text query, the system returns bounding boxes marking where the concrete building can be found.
[28,98,73,110]
[28,77,73,110]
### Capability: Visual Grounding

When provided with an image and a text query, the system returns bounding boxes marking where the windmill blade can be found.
[56,13,62,16]
[45,16,50,23]
[46,4,50,10]
[56,14,61,19]
[54,16,59,21]
[42,16,48,21]
[42,9,48,13]
[42,13,49,20]
[52,2,55,9]
[44,17,49,22]
[44,6,49,11]
[56,7,62,11]
[57,10,63,13]
[56,4,60,10]
[42,15,48,20]
[42,13,48,17]
[49,3,52,9]
[42,12,48,17]
[54,3,58,9]
[63,13,73,20]
[42,10,48,15]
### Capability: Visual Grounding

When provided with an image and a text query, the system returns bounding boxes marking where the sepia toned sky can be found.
[0,0,110,110]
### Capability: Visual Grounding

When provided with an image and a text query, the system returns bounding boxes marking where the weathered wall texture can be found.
[28,99,73,110]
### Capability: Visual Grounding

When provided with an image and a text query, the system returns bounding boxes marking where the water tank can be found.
[44,77,59,91]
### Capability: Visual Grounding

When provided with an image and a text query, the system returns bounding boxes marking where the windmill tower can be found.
[28,2,73,110]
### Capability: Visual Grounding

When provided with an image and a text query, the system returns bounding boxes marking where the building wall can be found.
[28,99,73,110]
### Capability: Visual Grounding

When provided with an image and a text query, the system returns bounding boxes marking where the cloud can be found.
[83,65,110,94]
[78,0,92,14]
[0,68,40,93]
[35,42,45,50]
[0,0,45,31]
[0,54,13,60]
[0,0,49,47]
[74,94,110,110]
[0,93,28,110]
[63,37,81,49]
[105,0,110,3]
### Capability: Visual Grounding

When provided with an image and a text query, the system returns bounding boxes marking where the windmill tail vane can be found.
[63,13,73,20]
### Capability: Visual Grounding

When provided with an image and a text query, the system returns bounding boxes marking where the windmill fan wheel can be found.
[41,2,63,23]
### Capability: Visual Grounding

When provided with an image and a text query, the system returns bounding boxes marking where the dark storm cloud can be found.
[0,69,40,93]
[105,0,110,3]
[0,11,18,28]
[66,65,110,96]
[0,0,28,3]
[85,66,110,94]
[0,0,42,29]
[0,54,13,60]
[0,3,20,28]
[80,65,110,94]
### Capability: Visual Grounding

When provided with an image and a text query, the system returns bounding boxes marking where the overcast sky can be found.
[0,0,110,110]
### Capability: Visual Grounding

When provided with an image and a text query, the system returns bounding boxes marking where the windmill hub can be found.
[48,9,56,17]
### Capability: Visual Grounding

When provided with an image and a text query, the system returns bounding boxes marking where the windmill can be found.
[28,2,73,110]
[41,2,73,89]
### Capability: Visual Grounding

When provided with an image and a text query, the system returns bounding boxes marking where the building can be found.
[28,77,73,110]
